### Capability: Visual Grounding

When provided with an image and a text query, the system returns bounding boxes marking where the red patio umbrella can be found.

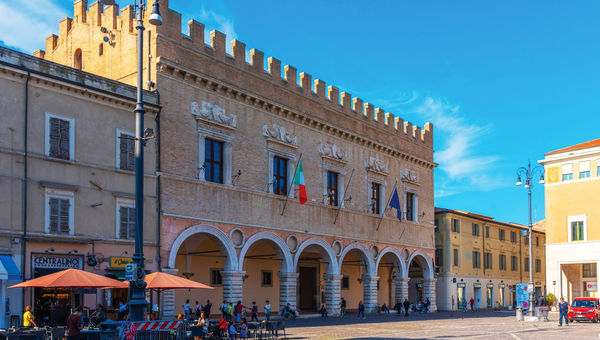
[9,268,129,289]
[144,272,213,290]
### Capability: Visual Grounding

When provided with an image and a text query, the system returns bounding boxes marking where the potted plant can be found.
[545,293,557,311]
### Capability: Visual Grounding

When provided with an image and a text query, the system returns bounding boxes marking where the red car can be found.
[568,297,600,323]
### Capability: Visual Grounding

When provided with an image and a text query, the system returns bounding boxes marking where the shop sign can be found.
[586,282,597,291]
[110,256,145,269]
[487,284,494,288]
[498,284,505,288]
[474,283,481,288]
[457,283,466,288]
[32,254,82,269]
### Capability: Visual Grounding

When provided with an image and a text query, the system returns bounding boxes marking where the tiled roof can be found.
[546,138,600,156]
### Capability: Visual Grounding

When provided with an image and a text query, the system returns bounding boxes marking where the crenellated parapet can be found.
[33,0,433,150]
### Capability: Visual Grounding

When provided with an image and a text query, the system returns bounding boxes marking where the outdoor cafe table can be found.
[0,329,46,340]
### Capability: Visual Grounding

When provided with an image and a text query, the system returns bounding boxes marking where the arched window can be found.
[98,44,103,56]
[74,48,82,70]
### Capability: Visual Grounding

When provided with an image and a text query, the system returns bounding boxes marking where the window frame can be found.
[273,156,288,196]
[499,254,506,271]
[405,192,417,221]
[261,270,273,287]
[485,226,490,238]
[451,219,460,233]
[583,263,597,278]
[204,138,225,184]
[45,188,74,235]
[197,126,233,185]
[116,129,135,171]
[535,259,541,273]
[524,257,530,272]
[567,215,587,242]
[499,229,505,241]
[484,252,492,269]
[116,198,135,240]
[45,112,75,161]
[472,223,480,236]
[510,231,517,243]
[341,276,350,290]
[472,251,481,269]
[511,255,518,271]
[326,171,339,207]
[210,269,223,286]
[370,182,382,214]
[453,248,459,267]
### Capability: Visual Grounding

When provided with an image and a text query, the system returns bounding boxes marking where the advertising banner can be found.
[516,283,530,310]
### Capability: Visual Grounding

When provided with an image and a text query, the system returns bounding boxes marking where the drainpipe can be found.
[482,223,486,275]
[519,233,522,283]
[21,70,30,308]
[154,90,162,272]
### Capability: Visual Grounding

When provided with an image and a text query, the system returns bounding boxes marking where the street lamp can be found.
[130,0,162,322]
[515,161,544,317]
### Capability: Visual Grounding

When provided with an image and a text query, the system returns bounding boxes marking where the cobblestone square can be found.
[282,311,600,339]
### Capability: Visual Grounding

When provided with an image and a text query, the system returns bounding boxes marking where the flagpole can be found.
[280,153,303,216]
[376,179,398,231]
[333,168,354,225]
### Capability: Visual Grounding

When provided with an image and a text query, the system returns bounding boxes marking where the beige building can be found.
[435,208,546,311]
[0,46,159,326]
[36,0,437,316]
[540,138,600,301]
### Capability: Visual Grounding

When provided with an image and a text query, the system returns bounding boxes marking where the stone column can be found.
[423,278,438,312]
[362,275,379,313]
[160,268,178,319]
[278,272,299,313]
[221,270,245,303]
[394,277,409,304]
[324,274,342,316]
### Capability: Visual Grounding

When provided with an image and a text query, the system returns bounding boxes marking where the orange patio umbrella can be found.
[9,268,129,289]
[144,272,213,290]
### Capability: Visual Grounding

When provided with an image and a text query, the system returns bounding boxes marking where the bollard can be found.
[516,307,523,321]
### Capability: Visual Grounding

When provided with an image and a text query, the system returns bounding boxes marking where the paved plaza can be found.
[282,310,600,339]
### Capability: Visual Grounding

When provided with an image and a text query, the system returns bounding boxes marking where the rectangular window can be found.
[472,223,480,236]
[580,171,591,179]
[499,229,505,241]
[511,231,517,243]
[205,139,224,183]
[45,189,74,235]
[261,271,273,287]
[341,276,349,289]
[511,256,518,271]
[562,173,573,181]
[523,236,529,245]
[326,171,338,206]
[117,131,135,171]
[406,192,415,221]
[583,263,597,278]
[453,248,459,267]
[535,259,541,273]
[435,248,443,268]
[273,156,288,196]
[472,251,481,268]
[580,161,591,179]
[210,269,223,285]
[451,219,460,233]
[572,221,584,241]
[535,236,539,247]
[371,183,381,214]
[562,163,573,181]
[524,257,530,272]
[499,255,506,271]
[117,204,135,240]
[484,252,492,269]
[485,226,490,238]
[46,114,74,160]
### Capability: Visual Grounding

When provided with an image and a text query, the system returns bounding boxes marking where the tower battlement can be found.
[34,0,432,148]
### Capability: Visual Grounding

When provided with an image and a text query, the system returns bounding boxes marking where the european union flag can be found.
[389,187,402,221]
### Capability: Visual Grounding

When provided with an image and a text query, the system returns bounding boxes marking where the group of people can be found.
[326,297,430,319]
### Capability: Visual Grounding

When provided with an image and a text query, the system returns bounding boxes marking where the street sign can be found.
[125,263,137,281]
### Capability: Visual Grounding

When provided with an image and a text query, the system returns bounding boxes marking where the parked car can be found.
[568,297,600,323]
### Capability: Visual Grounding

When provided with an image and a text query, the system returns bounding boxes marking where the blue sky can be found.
[2,0,599,225]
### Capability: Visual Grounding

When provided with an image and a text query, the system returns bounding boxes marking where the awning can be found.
[0,255,20,280]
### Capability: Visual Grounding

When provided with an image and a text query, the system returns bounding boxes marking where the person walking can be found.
[393,300,402,315]
[264,300,271,322]
[183,299,191,320]
[227,302,234,322]
[66,307,83,340]
[195,301,202,319]
[221,300,228,320]
[22,306,36,328]
[319,305,328,317]
[558,297,569,327]
[203,299,212,319]
[250,301,259,322]
[340,297,346,318]
[403,299,410,317]
[235,301,245,322]
[462,298,468,312]
[469,297,475,311]
[357,301,365,319]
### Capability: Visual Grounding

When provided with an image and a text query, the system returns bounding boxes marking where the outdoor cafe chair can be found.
[275,321,286,339]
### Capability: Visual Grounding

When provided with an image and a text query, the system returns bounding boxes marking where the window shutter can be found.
[128,207,135,239]
[59,119,70,159]
[49,198,59,233]
[580,161,591,172]
[127,138,135,171]
[59,199,70,233]
[49,118,61,157]
[119,135,128,170]
[119,206,128,238]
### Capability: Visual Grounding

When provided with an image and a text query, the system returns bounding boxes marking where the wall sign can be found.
[32,253,83,270]
[486,284,494,288]
[474,283,481,288]
[457,283,466,288]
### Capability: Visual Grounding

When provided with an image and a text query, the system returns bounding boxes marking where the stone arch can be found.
[238,231,293,273]
[74,48,82,70]
[375,246,407,278]
[406,249,434,280]
[293,238,339,274]
[338,242,376,276]
[167,224,238,271]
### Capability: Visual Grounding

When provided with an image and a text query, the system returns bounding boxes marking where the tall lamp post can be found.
[130,0,162,322]
[515,161,544,317]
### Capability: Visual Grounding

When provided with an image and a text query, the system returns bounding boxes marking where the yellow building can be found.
[435,208,546,311]
[540,138,600,301]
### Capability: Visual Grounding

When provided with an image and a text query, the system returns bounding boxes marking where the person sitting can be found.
[117,301,128,321]
[239,318,248,339]
[281,303,296,317]
[393,300,403,315]
[90,304,107,325]
[319,305,328,317]
[217,316,228,338]
[381,303,390,314]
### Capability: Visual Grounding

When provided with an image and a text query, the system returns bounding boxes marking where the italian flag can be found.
[294,160,307,205]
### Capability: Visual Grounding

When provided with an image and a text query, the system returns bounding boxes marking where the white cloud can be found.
[195,6,237,48]
[0,0,67,53]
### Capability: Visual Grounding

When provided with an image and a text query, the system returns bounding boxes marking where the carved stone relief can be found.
[365,156,388,174]
[191,101,237,128]
[318,142,347,162]
[262,124,298,146]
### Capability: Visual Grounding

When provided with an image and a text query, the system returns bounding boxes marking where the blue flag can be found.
[389,187,402,221]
